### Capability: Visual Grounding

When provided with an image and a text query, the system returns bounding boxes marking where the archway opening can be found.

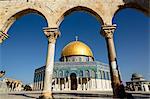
[56,7,111,92]
[2,9,48,33]
[56,11,106,63]
[112,8,149,88]
[57,6,104,26]
[1,12,48,91]
[116,1,149,16]
[70,73,77,90]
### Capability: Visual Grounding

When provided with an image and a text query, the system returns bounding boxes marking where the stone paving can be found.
[0,91,150,99]
[0,91,113,99]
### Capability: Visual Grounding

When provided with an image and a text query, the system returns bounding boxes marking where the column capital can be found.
[43,27,60,44]
[0,31,9,44]
[101,24,117,39]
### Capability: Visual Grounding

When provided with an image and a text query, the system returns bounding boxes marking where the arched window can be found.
[59,70,63,78]
[85,70,90,78]
[34,74,37,82]
[79,70,83,77]
[75,58,78,62]
[91,70,96,78]
[99,70,102,79]
[41,73,43,81]
[39,73,42,81]
[103,71,106,80]
[86,57,89,61]
[37,74,40,82]
[53,71,57,78]
[107,72,110,80]
[79,57,82,62]
[98,70,101,79]
[72,58,75,62]
[101,71,104,79]
[65,71,69,77]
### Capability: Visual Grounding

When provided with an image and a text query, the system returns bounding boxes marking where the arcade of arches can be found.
[0,0,149,98]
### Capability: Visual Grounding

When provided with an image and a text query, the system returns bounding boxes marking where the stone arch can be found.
[1,8,49,34]
[112,1,150,21]
[56,6,104,27]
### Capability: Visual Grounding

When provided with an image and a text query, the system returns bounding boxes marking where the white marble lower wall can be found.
[33,82,38,90]
[33,81,43,91]
[96,79,112,91]
[33,79,112,91]
[90,79,112,91]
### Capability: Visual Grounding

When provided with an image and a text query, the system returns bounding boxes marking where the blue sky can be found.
[0,8,149,84]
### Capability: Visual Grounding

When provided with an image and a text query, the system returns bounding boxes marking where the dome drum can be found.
[60,55,94,62]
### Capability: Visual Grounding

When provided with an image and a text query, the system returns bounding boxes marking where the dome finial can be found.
[75,36,78,41]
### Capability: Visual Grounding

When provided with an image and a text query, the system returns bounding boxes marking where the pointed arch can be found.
[56,6,104,26]
[1,8,49,34]
[112,1,150,21]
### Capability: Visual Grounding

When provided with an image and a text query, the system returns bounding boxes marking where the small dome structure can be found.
[132,73,143,78]
[131,73,144,81]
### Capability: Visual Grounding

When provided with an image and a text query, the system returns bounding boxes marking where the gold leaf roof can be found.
[61,41,93,57]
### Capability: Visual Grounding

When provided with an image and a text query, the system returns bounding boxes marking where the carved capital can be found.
[101,24,117,39]
[43,27,60,44]
[0,31,9,44]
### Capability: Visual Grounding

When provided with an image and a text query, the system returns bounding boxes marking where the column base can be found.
[39,92,53,99]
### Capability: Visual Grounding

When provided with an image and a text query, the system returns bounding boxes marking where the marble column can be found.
[68,77,71,90]
[89,78,91,90]
[54,78,57,90]
[58,78,60,90]
[83,83,86,91]
[39,73,42,90]
[67,77,69,90]
[95,78,97,89]
[59,78,61,90]
[88,78,90,90]
[56,78,58,90]
[11,82,14,91]
[89,77,93,90]
[40,27,60,99]
[86,78,88,90]
[64,78,67,90]
[41,73,43,90]
[0,31,9,44]
[77,77,79,90]
[101,25,125,97]
[81,78,83,90]
[38,74,40,90]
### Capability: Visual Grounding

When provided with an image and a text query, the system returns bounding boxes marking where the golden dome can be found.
[61,41,93,57]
